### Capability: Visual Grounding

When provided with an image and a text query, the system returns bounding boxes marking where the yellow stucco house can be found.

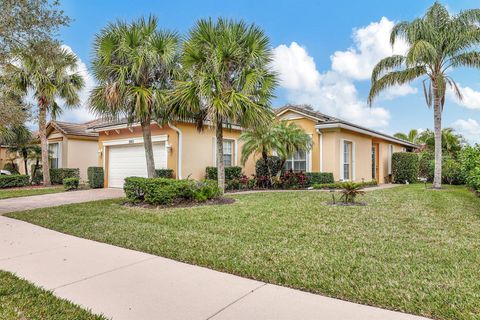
[87,105,416,188]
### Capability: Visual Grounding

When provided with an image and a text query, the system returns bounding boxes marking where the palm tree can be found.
[171,18,277,193]
[3,41,84,186]
[90,16,179,178]
[240,121,311,179]
[368,2,480,189]
[394,129,420,144]
[419,128,465,158]
[0,125,34,176]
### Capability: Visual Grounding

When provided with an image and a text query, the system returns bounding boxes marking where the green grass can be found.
[0,271,107,320]
[0,186,64,199]
[7,185,480,320]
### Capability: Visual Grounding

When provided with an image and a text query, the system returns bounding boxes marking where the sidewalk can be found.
[0,215,428,320]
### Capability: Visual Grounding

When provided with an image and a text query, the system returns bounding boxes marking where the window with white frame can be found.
[388,144,394,174]
[223,140,234,167]
[48,143,60,169]
[285,150,307,172]
[343,141,353,180]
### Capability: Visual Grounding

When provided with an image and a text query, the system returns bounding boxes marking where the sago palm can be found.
[368,2,480,188]
[90,16,179,178]
[3,41,84,186]
[171,18,277,193]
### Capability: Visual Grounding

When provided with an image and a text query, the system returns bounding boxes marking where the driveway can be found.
[0,188,124,214]
[0,215,429,320]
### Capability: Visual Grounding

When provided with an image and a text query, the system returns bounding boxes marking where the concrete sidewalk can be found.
[0,188,124,214]
[0,215,428,320]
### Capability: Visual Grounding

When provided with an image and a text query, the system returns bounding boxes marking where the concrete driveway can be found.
[0,215,429,320]
[0,188,125,214]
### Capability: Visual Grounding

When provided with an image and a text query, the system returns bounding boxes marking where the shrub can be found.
[50,168,80,184]
[124,177,221,205]
[63,177,79,191]
[205,166,242,181]
[87,167,104,188]
[418,151,434,180]
[313,180,377,190]
[392,152,419,184]
[305,172,334,186]
[460,146,480,192]
[339,182,365,204]
[281,170,308,189]
[0,174,30,188]
[255,156,283,178]
[442,157,464,185]
[155,169,174,179]
[3,163,19,174]
[31,165,43,184]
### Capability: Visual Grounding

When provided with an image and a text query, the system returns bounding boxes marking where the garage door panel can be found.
[108,142,166,188]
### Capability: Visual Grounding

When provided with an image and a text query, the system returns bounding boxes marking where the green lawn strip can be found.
[0,271,107,320]
[7,185,480,320]
[0,186,64,199]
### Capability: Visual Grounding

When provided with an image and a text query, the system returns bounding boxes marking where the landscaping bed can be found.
[7,184,480,320]
[0,271,106,320]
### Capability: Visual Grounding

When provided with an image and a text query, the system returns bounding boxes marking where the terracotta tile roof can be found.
[49,121,99,138]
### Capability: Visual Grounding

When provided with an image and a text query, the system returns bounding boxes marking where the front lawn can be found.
[0,271,106,320]
[0,186,64,199]
[7,185,480,320]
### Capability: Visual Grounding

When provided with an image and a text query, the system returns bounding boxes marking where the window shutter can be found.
[340,139,345,180]
[352,141,356,181]
[388,144,393,174]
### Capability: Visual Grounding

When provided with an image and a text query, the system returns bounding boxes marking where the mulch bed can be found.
[124,197,236,210]
[325,202,367,206]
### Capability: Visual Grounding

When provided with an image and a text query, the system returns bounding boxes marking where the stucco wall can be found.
[67,138,100,182]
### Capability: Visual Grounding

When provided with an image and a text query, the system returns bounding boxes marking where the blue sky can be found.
[57,0,480,143]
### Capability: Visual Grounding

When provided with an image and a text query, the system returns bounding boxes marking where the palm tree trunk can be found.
[433,87,442,189]
[23,157,28,176]
[216,118,225,194]
[38,105,50,187]
[141,117,156,178]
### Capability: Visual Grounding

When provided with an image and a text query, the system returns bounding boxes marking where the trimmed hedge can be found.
[305,172,334,185]
[392,152,419,184]
[205,166,242,181]
[50,168,80,184]
[0,174,30,188]
[155,169,174,179]
[63,177,79,191]
[87,167,104,188]
[255,156,283,178]
[124,177,220,205]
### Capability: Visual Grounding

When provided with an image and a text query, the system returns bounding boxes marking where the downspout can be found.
[316,128,323,172]
[168,122,182,179]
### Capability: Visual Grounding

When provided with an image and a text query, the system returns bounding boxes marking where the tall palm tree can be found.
[171,18,277,193]
[240,121,311,178]
[0,124,34,176]
[368,2,480,189]
[3,41,84,186]
[394,129,420,144]
[90,16,179,178]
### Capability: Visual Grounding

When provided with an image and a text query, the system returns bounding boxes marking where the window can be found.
[48,143,59,169]
[343,141,352,180]
[388,144,394,174]
[285,150,307,172]
[223,140,233,167]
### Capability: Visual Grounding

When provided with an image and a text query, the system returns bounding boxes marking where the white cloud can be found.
[271,18,420,128]
[451,118,480,144]
[58,45,96,123]
[448,83,480,110]
[330,17,408,81]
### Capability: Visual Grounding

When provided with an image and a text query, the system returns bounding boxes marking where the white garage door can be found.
[108,142,167,188]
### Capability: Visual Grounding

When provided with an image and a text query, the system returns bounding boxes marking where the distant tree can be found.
[368,2,480,189]
[419,128,465,158]
[90,16,179,178]
[0,0,69,64]
[3,41,84,186]
[394,129,420,144]
[171,18,277,193]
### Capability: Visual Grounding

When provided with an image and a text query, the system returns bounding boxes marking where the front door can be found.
[372,144,379,182]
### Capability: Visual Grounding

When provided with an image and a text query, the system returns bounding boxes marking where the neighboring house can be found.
[87,105,416,188]
[46,121,100,181]
[276,105,417,184]
[87,120,256,188]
